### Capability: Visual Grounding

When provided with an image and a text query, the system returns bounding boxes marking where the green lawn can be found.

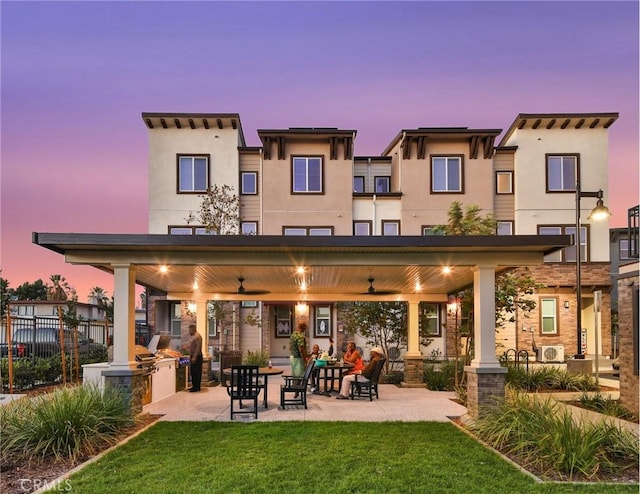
[60,422,638,494]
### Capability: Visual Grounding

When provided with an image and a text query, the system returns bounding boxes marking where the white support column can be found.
[471,265,499,368]
[196,300,208,358]
[406,301,421,357]
[111,263,137,368]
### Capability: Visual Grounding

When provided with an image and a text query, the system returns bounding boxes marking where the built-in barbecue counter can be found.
[83,335,189,405]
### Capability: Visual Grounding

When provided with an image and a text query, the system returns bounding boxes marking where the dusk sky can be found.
[1,1,638,303]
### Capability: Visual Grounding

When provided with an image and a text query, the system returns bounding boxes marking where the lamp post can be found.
[575,181,611,357]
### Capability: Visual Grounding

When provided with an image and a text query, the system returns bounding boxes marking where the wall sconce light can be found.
[295,302,308,315]
[564,301,570,309]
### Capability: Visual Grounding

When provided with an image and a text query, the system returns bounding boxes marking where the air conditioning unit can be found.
[537,345,564,363]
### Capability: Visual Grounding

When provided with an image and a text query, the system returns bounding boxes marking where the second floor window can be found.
[283,226,333,236]
[178,155,208,192]
[497,221,513,235]
[619,238,630,260]
[353,176,365,193]
[496,171,513,194]
[241,172,257,194]
[354,221,371,235]
[539,225,587,262]
[169,226,216,235]
[382,220,400,236]
[241,222,258,235]
[292,157,323,193]
[431,156,462,193]
[375,176,390,193]
[546,155,577,192]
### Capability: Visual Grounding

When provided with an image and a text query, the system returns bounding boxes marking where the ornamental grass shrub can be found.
[423,360,462,391]
[0,383,136,464]
[578,391,638,421]
[505,364,597,392]
[470,391,639,481]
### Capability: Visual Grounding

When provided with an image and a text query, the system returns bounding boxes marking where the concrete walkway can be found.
[143,368,467,423]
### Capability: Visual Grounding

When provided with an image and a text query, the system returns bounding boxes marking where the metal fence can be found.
[1,316,112,392]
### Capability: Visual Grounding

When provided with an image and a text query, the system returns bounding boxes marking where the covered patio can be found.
[33,233,570,417]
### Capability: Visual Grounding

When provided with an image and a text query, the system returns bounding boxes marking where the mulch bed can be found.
[1,388,161,494]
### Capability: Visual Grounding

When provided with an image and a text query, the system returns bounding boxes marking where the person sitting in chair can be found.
[336,347,384,400]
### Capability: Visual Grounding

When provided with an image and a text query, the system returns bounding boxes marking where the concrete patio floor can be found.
[143,367,468,423]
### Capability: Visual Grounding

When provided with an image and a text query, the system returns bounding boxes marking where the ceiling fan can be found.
[235,277,270,295]
[362,277,400,296]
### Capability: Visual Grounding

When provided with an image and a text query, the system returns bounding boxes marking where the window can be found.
[314,306,331,337]
[540,298,558,335]
[275,305,292,338]
[241,172,257,195]
[241,222,258,235]
[283,227,333,236]
[431,156,462,193]
[169,226,217,235]
[207,301,218,337]
[354,221,371,236]
[546,155,577,192]
[14,305,34,316]
[382,220,400,236]
[422,226,444,236]
[375,176,390,193]
[353,176,365,193]
[539,225,588,262]
[170,302,182,337]
[292,157,323,193]
[178,155,208,192]
[619,238,630,260]
[497,221,513,236]
[496,171,513,194]
[420,303,441,336]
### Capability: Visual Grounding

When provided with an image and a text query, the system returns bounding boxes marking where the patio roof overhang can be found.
[33,233,571,303]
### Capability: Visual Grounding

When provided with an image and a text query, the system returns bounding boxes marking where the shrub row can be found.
[0,383,136,464]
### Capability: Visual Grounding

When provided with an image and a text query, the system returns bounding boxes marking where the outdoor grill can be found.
[134,345,158,372]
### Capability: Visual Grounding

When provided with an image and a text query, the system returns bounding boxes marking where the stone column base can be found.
[401,355,426,388]
[103,367,149,414]
[201,357,213,386]
[465,366,507,419]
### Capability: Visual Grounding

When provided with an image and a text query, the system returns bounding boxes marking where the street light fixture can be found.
[575,181,611,357]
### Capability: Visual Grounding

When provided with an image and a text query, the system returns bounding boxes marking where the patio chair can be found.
[350,358,386,401]
[280,359,315,409]
[226,365,261,420]
[219,351,243,387]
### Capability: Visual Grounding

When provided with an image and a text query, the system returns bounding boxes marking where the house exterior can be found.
[142,112,617,364]
[7,300,106,322]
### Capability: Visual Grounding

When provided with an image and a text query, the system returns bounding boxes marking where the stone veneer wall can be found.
[465,367,507,419]
[104,369,148,414]
[617,266,639,417]
[402,356,425,387]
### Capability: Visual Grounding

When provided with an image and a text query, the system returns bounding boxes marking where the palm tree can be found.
[88,286,109,307]
[48,274,71,301]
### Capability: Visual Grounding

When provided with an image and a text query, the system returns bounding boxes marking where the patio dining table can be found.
[312,361,354,395]
[223,366,284,408]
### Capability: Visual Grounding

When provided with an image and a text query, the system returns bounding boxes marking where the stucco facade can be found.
[142,111,618,363]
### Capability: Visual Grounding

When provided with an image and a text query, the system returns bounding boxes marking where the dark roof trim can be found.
[257,128,357,136]
[141,112,246,146]
[498,112,619,146]
[33,232,571,256]
[382,128,502,157]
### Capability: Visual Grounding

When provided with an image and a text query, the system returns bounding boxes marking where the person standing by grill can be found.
[185,324,203,392]
[289,321,309,377]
